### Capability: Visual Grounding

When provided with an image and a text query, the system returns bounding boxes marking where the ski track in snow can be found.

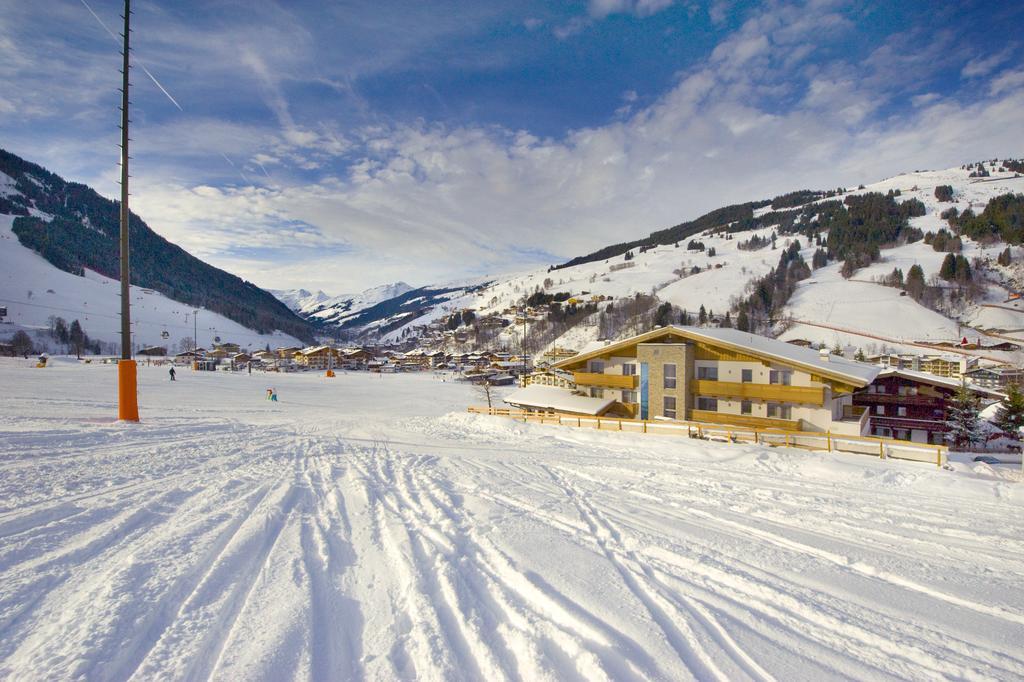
[1,361,1023,680]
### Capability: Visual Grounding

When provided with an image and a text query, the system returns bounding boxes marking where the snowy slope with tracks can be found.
[1,359,1022,679]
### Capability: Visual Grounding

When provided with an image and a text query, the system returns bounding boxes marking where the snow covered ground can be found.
[2,359,1023,680]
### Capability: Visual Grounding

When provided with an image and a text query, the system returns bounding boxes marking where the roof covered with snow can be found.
[878,367,1005,398]
[556,326,880,386]
[503,385,615,415]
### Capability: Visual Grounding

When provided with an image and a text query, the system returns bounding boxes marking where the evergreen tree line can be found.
[551,197,803,271]
[777,192,926,278]
[732,241,810,333]
[924,228,962,253]
[945,193,1024,244]
[43,316,102,357]
[737,232,775,251]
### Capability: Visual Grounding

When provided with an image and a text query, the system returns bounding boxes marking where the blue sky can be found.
[1,0,1022,294]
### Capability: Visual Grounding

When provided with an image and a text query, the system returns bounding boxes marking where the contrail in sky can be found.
[220,153,251,183]
[80,0,184,111]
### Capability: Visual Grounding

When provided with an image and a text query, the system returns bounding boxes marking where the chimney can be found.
[819,347,830,362]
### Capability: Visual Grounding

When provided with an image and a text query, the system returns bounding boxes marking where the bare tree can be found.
[475,380,495,410]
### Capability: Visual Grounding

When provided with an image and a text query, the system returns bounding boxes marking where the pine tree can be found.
[939,253,957,280]
[69,319,85,359]
[654,302,673,327]
[994,383,1024,436]
[736,309,750,332]
[812,248,828,269]
[945,381,982,448]
[954,255,972,283]
[679,309,690,326]
[698,305,707,325]
[906,264,926,300]
[854,348,866,362]
[722,311,732,328]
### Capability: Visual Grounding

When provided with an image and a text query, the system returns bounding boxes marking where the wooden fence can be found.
[467,406,946,467]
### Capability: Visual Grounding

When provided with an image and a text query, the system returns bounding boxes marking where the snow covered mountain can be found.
[268,288,332,315]
[337,160,1024,363]
[0,148,312,350]
[279,280,492,337]
[0,214,305,353]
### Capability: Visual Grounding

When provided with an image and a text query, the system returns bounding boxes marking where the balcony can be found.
[693,380,824,406]
[574,372,638,389]
[690,409,802,431]
[854,393,941,406]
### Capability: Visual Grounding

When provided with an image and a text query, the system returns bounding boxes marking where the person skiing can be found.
[169,367,176,381]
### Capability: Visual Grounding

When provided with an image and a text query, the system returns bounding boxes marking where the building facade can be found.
[964,365,1024,390]
[854,368,1002,444]
[553,327,878,433]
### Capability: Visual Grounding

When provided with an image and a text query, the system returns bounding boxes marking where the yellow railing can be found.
[467,406,946,468]
[573,372,638,389]
[693,380,824,405]
[690,409,802,431]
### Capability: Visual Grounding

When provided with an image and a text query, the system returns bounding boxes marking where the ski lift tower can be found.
[117,0,139,421]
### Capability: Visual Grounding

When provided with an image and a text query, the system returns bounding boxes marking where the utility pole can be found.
[117,0,139,421]
[193,309,198,370]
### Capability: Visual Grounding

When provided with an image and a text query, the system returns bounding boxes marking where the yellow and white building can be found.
[550,326,880,434]
[294,346,342,370]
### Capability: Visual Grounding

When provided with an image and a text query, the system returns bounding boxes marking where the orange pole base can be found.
[118,360,140,421]
[326,369,336,378]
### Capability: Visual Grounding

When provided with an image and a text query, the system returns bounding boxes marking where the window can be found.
[664,363,677,389]
[697,366,718,380]
[741,400,752,415]
[591,387,604,399]
[663,396,677,419]
[876,384,886,394]
[696,393,720,409]
[897,406,907,417]
[622,390,637,404]
[589,360,605,373]
[697,396,718,412]
[622,363,637,376]
[875,405,884,415]
[769,370,792,385]
[741,369,753,383]
[767,402,792,419]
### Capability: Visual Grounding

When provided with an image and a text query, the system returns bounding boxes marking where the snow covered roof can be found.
[878,368,1005,398]
[556,326,880,386]
[503,385,615,415]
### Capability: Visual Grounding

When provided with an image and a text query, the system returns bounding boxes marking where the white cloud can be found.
[588,0,675,19]
[990,69,1024,96]
[961,49,1013,79]
[7,0,1023,296]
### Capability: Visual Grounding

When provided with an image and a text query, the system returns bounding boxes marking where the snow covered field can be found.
[2,360,1024,680]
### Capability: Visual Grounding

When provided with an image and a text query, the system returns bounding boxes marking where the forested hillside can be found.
[0,149,314,342]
